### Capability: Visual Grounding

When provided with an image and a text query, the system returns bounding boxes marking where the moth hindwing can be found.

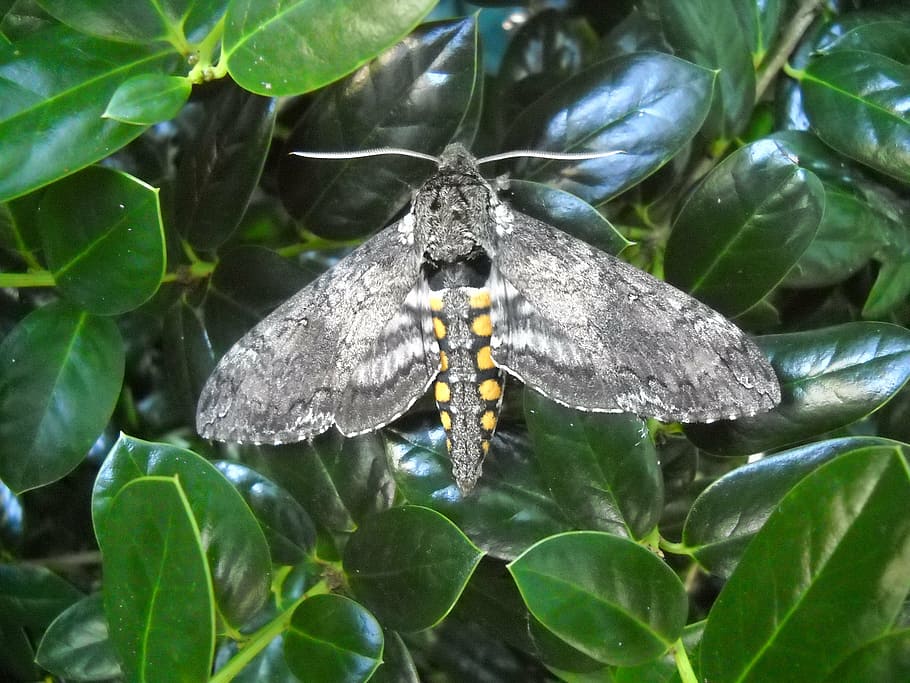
[197,143,781,494]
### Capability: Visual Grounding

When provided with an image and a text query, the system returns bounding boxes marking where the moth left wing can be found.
[490,210,780,422]
[197,224,431,443]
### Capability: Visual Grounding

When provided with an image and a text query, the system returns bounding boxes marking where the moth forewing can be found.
[197,143,781,493]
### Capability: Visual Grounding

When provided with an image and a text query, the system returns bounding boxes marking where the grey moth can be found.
[197,144,780,493]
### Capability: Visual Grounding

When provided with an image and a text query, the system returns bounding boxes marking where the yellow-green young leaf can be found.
[97,477,215,683]
[38,166,165,315]
[103,74,191,125]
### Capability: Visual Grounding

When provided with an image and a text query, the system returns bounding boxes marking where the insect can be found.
[197,144,780,494]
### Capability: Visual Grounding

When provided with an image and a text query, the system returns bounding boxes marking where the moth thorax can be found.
[414,181,494,262]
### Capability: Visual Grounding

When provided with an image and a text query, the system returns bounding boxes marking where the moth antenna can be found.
[476,149,626,164]
[290,148,440,163]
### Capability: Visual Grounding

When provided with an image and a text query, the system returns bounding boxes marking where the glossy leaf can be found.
[224,0,435,96]
[386,418,572,559]
[864,260,910,320]
[38,166,166,315]
[657,0,756,140]
[0,25,177,202]
[0,302,124,493]
[824,629,910,683]
[97,476,215,683]
[344,506,484,631]
[227,633,296,682]
[682,436,896,577]
[701,446,910,682]
[284,594,383,683]
[732,0,785,64]
[173,84,276,249]
[801,50,910,183]
[38,0,224,43]
[509,531,688,666]
[503,52,715,206]
[281,17,481,239]
[686,323,910,455]
[506,179,631,256]
[103,73,191,125]
[371,629,420,683]
[93,434,270,626]
[214,460,317,565]
[35,593,121,681]
[162,298,216,425]
[524,391,663,539]
[0,564,82,681]
[664,139,824,317]
[253,431,394,535]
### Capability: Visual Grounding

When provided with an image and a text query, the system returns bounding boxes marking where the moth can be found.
[197,143,780,493]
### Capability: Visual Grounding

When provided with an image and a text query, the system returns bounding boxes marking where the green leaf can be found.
[251,432,393,535]
[38,166,165,315]
[214,460,317,566]
[0,25,177,202]
[657,0,756,139]
[38,0,224,43]
[92,434,271,627]
[344,506,484,631]
[682,436,896,577]
[223,0,435,96]
[385,418,572,560]
[225,633,297,682]
[731,0,785,64]
[281,17,481,239]
[103,73,191,125]
[35,593,122,681]
[507,180,631,256]
[97,476,215,683]
[685,323,910,455]
[664,139,824,317]
[824,629,910,683]
[0,564,82,681]
[701,446,910,682]
[525,391,663,539]
[864,259,910,319]
[503,52,715,206]
[284,594,383,683]
[371,629,419,683]
[0,302,124,493]
[801,50,910,183]
[162,298,216,425]
[173,84,276,250]
[509,531,688,666]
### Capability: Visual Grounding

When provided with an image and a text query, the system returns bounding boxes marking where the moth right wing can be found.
[196,223,432,444]
[490,211,780,422]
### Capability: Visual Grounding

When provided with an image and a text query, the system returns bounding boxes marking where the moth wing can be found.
[490,210,780,422]
[335,277,439,436]
[196,224,427,443]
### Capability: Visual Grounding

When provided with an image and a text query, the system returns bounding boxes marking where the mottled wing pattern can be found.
[335,277,439,436]
[490,211,780,422]
[196,224,424,443]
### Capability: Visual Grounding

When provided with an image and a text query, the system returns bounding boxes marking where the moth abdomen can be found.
[428,257,505,493]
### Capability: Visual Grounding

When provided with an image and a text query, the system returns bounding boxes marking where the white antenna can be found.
[477,149,626,164]
[290,148,439,163]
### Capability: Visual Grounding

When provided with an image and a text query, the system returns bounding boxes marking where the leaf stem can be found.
[0,270,56,288]
[658,537,692,557]
[755,0,825,100]
[188,14,227,83]
[208,579,330,683]
[672,639,698,683]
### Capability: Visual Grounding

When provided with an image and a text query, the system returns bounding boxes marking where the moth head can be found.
[412,144,496,262]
